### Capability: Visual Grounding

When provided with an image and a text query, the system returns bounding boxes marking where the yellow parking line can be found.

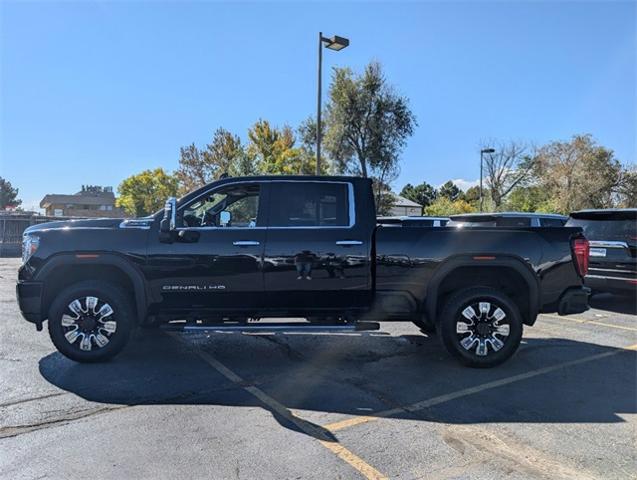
[167,332,388,480]
[325,343,637,433]
[318,440,388,480]
[323,415,381,433]
[541,313,637,332]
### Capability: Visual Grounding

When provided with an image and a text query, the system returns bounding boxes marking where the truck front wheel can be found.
[48,280,134,363]
[439,287,523,368]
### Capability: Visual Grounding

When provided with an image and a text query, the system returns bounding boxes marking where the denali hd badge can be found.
[162,285,226,291]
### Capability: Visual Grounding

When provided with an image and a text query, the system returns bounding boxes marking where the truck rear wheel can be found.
[439,287,522,368]
[48,280,133,363]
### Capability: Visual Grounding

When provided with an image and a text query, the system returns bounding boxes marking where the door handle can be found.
[233,240,260,246]
[336,240,363,246]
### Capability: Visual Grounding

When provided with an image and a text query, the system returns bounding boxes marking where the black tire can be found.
[139,321,161,329]
[48,280,134,363]
[439,287,523,368]
[411,314,437,334]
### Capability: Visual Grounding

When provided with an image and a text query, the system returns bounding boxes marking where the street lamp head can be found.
[481,148,495,154]
[324,35,349,51]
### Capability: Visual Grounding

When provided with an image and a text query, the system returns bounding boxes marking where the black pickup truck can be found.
[17,176,590,367]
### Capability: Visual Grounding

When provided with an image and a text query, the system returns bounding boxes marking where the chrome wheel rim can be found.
[456,301,510,357]
[61,296,117,351]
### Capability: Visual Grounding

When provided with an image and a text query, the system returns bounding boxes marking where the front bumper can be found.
[16,281,44,324]
[557,286,591,315]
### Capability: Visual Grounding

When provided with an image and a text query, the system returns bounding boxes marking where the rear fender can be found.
[425,255,541,326]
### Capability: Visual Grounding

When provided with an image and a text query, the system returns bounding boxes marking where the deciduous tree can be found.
[533,135,624,213]
[247,120,317,174]
[324,61,416,189]
[117,168,179,217]
[617,167,637,208]
[424,197,476,216]
[298,117,330,174]
[176,128,247,194]
[481,141,535,210]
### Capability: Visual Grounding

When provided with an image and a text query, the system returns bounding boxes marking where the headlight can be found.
[22,234,39,264]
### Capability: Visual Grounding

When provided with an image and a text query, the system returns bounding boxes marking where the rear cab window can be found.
[268,182,350,227]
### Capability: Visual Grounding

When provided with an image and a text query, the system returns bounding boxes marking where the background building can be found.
[40,185,125,218]
[389,194,422,216]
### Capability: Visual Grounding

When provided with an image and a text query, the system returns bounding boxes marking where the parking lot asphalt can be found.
[1,257,636,480]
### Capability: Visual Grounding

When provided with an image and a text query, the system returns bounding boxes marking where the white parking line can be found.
[324,342,637,433]
[541,313,637,332]
[167,332,388,480]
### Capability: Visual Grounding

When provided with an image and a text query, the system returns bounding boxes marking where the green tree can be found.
[0,177,21,209]
[618,167,637,208]
[373,178,397,216]
[463,185,481,206]
[424,197,476,216]
[504,186,551,212]
[438,181,462,201]
[533,134,624,213]
[176,143,206,195]
[247,119,318,174]
[117,168,179,217]
[176,127,248,195]
[298,116,330,174]
[324,61,416,210]
[400,182,437,208]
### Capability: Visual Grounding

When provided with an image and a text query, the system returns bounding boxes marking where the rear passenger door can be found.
[262,181,371,311]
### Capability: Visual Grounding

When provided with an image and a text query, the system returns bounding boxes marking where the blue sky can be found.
[1,1,635,211]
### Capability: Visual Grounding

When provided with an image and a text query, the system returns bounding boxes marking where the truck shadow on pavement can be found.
[39,329,637,440]
[589,292,637,315]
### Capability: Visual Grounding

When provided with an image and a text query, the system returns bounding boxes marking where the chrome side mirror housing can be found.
[219,210,231,227]
[159,197,177,242]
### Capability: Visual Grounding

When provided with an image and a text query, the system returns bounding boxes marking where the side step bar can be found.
[161,321,380,333]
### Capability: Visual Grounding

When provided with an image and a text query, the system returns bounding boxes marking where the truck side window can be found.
[541,218,566,227]
[269,183,349,227]
[181,184,260,228]
[495,217,531,227]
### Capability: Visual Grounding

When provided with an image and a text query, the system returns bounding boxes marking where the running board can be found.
[161,321,380,333]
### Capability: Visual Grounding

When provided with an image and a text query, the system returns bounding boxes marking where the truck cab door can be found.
[262,180,372,312]
[145,182,267,313]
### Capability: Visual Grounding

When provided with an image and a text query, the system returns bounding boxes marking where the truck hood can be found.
[24,218,126,234]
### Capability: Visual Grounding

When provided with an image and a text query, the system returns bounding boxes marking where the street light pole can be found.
[316,32,323,175]
[480,148,495,212]
[316,33,349,175]
[480,150,484,212]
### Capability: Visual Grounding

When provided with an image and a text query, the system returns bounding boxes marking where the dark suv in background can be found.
[566,209,637,296]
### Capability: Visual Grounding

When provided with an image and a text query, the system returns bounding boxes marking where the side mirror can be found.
[160,197,177,232]
[220,210,231,227]
[159,197,177,242]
